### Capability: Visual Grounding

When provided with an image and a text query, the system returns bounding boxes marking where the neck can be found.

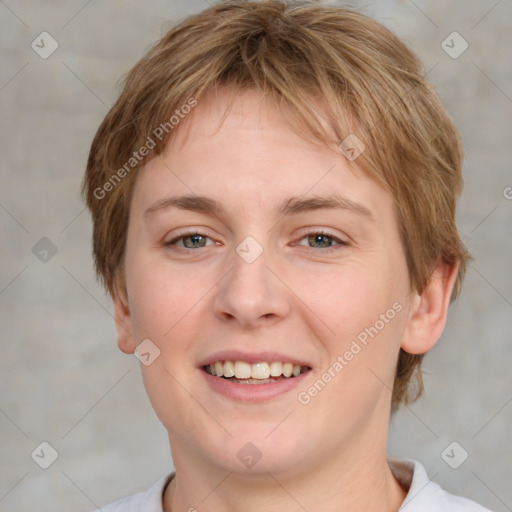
[163,435,407,512]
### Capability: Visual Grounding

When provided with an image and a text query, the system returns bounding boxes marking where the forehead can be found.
[169,87,336,161]
[130,88,395,224]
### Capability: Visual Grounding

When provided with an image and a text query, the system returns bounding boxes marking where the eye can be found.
[166,232,215,249]
[296,231,348,251]
[165,230,347,252]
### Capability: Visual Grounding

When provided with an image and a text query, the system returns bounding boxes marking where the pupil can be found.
[185,235,205,248]
[310,234,330,248]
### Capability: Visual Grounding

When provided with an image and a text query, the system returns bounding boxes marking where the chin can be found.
[200,425,313,477]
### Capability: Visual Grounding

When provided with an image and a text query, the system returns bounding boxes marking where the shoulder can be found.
[90,473,173,512]
[390,459,494,512]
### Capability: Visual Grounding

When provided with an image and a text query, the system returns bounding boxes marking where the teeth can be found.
[236,378,279,385]
[214,361,224,377]
[223,361,235,377]
[270,361,282,377]
[283,363,293,377]
[251,362,270,379]
[206,361,308,380]
[234,361,251,379]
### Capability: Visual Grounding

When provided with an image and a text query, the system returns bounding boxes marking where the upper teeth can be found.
[207,361,305,379]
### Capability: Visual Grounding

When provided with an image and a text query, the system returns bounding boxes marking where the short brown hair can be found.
[83,0,469,409]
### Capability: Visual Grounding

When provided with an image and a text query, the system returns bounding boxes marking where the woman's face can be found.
[115,88,418,476]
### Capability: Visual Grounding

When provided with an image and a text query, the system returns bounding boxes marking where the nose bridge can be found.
[213,237,290,326]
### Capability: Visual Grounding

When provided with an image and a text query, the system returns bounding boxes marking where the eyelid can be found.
[291,229,349,253]
[294,228,349,243]
[163,228,350,253]
[165,229,218,247]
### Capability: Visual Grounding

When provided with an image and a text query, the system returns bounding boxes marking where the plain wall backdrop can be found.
[1,0,511,511]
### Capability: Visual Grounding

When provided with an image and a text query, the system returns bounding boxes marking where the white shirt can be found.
[93,459,493,511]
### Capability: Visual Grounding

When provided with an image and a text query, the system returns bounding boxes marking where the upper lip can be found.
[198,350,312,368]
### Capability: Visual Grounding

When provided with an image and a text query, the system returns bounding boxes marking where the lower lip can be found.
[201,369,310,402]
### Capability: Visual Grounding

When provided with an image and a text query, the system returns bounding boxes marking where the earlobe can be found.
[113,292,136,354]
[401,262,460,355]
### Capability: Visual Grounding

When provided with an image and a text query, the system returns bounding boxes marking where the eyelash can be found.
[165,230,349,253]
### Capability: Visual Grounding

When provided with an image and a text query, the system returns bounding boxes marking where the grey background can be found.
[0,0,511,511]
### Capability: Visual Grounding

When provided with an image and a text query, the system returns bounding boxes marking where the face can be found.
[115,88,419,477]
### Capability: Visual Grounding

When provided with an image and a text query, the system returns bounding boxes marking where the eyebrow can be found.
[144,194,373,220]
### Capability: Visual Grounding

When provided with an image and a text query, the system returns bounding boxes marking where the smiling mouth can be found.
[203,361,311,384]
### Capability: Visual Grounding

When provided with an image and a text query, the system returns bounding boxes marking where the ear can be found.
[113,290,137,354]
[401,262,460,355]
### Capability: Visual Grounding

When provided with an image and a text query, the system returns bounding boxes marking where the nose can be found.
[212,243,291,329]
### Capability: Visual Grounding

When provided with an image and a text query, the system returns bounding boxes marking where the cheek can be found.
[293,260,401,338]
[295,269,407,413]
[125,259,210,429]
[125,255,210,343]
[289,253,409,393]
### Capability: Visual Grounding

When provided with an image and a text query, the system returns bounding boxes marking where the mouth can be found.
[202,360,311,385]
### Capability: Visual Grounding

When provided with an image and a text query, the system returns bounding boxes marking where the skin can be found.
[114,88,458,512]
